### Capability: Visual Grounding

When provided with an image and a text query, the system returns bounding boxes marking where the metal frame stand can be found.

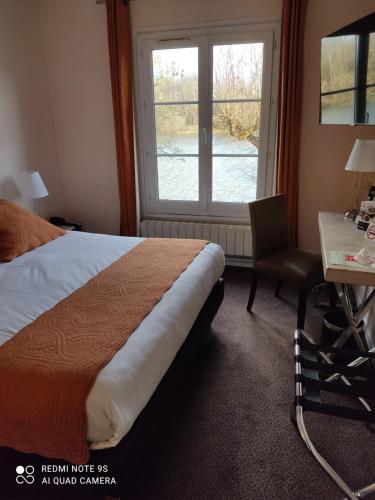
[324,283,375,384]
[333,283,375,350]
[292,329,375,500]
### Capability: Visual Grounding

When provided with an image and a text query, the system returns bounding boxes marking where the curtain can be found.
[106,0,137,236]
[276,0,308,247]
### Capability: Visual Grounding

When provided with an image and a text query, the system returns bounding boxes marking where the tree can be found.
[152,44,263,149]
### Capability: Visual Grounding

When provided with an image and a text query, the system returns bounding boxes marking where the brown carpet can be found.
[3,267,375,500]
[129,266,375,500]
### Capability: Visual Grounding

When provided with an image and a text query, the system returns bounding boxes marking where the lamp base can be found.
[33,198,40,217]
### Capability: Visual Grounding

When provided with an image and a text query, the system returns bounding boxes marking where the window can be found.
[135,24,278,221]
[320,35,356,124]
[321,32,375,124]
[153,47,199,202]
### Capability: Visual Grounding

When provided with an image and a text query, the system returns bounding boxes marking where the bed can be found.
[0,228,224,495]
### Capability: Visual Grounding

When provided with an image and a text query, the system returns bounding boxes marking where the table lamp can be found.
[20,170,48,216]
[344,139,375,219]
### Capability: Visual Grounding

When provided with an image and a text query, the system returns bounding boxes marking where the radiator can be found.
[139,220,252,258]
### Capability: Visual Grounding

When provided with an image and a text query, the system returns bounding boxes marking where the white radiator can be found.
[139,220,252,259]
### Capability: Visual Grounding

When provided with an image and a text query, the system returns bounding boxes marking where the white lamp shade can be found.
[21,171,48,199]
[345,139,375,172]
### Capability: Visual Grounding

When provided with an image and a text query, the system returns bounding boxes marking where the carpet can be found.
[128,266,375,500]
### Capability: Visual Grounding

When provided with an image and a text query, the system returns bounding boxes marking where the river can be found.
[157,133,259,203]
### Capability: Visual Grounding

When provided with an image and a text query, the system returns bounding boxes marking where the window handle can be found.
[202,127,208,144]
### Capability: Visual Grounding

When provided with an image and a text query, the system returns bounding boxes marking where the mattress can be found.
[0,232,224,450]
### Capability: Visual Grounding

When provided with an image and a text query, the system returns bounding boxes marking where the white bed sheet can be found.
[0,232,224,449]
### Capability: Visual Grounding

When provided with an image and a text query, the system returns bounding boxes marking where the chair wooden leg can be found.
[297,289,307,330]
[275,280,283,298]
[247,271,258,313]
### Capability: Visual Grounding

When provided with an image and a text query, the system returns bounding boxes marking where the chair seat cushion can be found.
[254,248,323,289]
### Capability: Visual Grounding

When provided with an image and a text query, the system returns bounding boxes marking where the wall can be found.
[37,0,120,234]
[0,0,65,217]
[299,0,375,253]
[130,0,281,28]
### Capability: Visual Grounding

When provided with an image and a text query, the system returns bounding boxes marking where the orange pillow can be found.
[0,199,65,262]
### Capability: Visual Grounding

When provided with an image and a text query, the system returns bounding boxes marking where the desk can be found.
[318,211,375,353]
[319,212,375,287]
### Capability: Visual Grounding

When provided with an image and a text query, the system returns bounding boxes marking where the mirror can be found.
[320,12,375,125]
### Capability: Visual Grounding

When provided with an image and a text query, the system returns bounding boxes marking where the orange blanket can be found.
[0,238,207,464]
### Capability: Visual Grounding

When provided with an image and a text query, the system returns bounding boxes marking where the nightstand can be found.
[49,218,82,231]
[56,224,77,231]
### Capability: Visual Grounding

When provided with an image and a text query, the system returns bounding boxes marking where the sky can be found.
[152,43,264,79]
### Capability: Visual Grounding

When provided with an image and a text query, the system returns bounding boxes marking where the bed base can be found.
[0,278,224,500]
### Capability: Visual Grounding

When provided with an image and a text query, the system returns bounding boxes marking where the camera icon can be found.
[16,465,35,485]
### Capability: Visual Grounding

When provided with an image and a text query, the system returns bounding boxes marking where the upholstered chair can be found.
[247,194,324,329]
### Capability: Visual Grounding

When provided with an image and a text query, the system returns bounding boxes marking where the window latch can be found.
[202,128,208,144]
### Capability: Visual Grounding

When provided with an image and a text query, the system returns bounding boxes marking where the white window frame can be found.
[133,17,280,223]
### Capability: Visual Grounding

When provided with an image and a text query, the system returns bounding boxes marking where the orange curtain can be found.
[106,0,137,236]
[276,0,307,247]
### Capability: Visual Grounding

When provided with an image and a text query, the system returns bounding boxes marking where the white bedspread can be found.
[0,232,224,449]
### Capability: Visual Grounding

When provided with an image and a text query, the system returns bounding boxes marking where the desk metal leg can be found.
[334,283,366,351]
[354,288,375,325]
[325,283,375,387]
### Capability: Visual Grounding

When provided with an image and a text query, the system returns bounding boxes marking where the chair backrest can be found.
[249,193,289,260]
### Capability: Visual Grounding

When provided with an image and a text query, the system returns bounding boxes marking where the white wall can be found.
[0,0,65,217]
[130,0,281,27]
[37,0,120,234]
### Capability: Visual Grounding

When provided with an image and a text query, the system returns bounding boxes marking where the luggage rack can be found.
[292,329,375,500]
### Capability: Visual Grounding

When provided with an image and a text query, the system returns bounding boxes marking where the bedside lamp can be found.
[344,139,375,219]
[20,171,48,216]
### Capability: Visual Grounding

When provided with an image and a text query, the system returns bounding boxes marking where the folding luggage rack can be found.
[292,329,375,499]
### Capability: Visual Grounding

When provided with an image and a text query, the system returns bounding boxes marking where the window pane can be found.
[368,33,375,85]
[321,91,354,124]
[366,87,375,123]
[213,43,263,100]
[321,35,356,93]
[157,156,198,201]
[152,48,198,102]
[212,102,260,154]
[212,157,257,203]
[155,104,198,154]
